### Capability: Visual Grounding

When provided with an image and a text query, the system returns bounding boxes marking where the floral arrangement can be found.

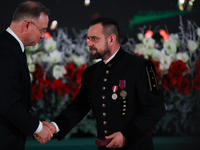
[27,17,200,137]
[122,17,200,136]
[26,28,97,138]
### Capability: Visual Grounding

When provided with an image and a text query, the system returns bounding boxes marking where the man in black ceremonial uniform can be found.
[39,18,165,150]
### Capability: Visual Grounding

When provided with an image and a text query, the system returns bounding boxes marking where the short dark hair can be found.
[90,18,120,43]
[12,1,50,22]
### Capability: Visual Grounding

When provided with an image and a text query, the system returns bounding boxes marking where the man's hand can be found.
[34,125,53,144]
[42,121,56,134]
[105,132,127,149]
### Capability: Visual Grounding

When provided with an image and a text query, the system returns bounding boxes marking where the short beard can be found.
[90,44,110,60]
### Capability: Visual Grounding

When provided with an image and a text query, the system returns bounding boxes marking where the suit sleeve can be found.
[121,60,165,140]
[0,49,39,136]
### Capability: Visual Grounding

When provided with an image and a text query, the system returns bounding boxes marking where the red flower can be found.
[51,79,64,92]
[133,53,144,57]
[31,84,44,100]
[162,74,170,91]
[57,84,68,97]
[178,76,191,94]
[192,75,200,90]
[33,64,45,80]
[64,63,75,81]
[39,77,51,89]
[75,64,87,84]
[168,60,188,75]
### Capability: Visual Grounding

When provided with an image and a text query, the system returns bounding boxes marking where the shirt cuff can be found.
[34,121,43,134]
[51,122,60,133]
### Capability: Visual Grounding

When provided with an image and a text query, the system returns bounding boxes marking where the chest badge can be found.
[112,85,118,100]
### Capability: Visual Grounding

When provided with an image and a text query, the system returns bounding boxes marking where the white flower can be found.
[137,33,144,41]
[44,38,57,52]
[49,50,62,63]
[163,40,177,55]
[176,52,189,62]
[197,28,200,37]
[142,37,155,48]
[28,64,35,72]
[159,55,172,73]
[169,34,179,43]
[151,49,164,62]
[67,54,86,66]
[32,51,45,64]
[135,44,146,55]
[187,40,198,52]
[53,65,67,79]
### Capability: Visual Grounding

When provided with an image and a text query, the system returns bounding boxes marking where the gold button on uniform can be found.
[103,78,107,82]
[102,87,106,90]
[123,101,126,103]
[123,105,126,107]
[102,95,105,99]
[122,113,125,115]
[103,112,106,116]
[103,121,107,125]
[102,103,106,107]
[104,130,108,134]
[106,70,109,74]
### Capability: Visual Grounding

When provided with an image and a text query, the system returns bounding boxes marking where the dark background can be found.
[0,0,199,39]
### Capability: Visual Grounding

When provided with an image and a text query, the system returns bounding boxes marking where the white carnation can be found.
[53,65,67,79]
[187,40,198,52]
[49,50,62,64]
[176,52,189,62]
[163,40,177,55]
[32,51,45,64]
[44,38,57,52]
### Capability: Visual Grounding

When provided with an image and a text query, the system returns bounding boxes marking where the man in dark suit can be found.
[0,1,53,149]
[41,18,165,150]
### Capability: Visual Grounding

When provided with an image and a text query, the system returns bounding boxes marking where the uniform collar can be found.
[103,48,125,69]
[103,47,120,64]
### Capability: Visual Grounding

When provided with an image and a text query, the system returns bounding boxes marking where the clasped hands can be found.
[33,121,127,148]
[33,121,56,144]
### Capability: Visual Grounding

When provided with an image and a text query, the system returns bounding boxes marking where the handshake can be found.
[33,121,56,144]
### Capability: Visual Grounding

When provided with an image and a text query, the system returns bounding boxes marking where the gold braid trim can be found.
[150,66,159,90]
[146,66,152,91]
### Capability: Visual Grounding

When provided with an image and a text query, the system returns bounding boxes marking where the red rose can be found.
[31,84,44,100]
[178,76,191,94]
[51,79,64,92]
[64,63,75,81]
[168,60,188,75]
[39,77,51,89]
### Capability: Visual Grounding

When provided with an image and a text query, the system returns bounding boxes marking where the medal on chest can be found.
[119,80,127,99]
[112,85,118,100]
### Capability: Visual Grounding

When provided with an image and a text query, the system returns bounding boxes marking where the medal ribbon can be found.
[112,86,118,93]
[119,80,126,90]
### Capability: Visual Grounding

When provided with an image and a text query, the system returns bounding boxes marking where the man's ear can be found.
[108,34,116,46]
[22,20,30,32]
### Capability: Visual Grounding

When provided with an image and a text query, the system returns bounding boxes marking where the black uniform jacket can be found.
[0,30,39,150]
[53,48,165,150]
